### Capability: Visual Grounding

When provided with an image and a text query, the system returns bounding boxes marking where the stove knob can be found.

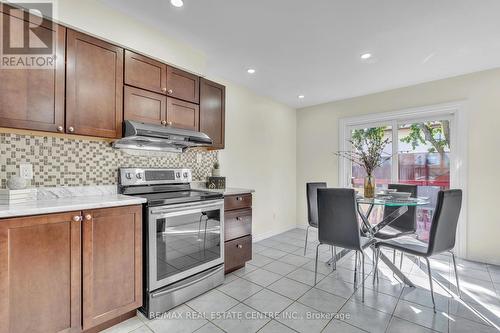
[136,173,143,179]
[176,172,181,178]
[125,173,132,180]
[183,172,189,179]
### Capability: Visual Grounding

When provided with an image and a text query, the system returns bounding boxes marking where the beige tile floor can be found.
[104,228,500,333]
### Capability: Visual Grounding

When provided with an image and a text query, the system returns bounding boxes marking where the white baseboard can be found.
[252,223,312,242]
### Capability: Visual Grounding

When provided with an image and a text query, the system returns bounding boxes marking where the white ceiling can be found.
[99,0,500,108]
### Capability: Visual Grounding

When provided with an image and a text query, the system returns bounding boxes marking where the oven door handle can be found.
[151,265,224,298]
[150,201,223,216]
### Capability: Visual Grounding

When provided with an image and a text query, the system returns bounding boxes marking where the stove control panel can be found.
[119,168,192,186]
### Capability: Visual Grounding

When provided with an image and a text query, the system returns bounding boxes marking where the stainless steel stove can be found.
[119,168,224,319]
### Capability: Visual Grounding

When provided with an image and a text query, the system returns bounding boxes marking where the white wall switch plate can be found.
[19,163,33,180]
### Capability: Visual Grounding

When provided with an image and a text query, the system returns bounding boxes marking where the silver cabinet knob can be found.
[167,121,173,126]
[236,217,242,221]
[236,196,243,201]
[161,87,167,93]
[68,126,75,133]
[237,244,243,249]
[57,126,64,132]
[161,120,167,125]
[72,215,82,222]
[167,89,173,95]
[85,214,92,221]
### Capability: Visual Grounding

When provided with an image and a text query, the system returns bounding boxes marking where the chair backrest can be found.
[306,182,327,227]
[427,189,463,255]
[384,184,417,232]
[317,188,362,251]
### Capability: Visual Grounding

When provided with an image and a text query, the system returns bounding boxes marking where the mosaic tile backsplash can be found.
[0,133,218,188]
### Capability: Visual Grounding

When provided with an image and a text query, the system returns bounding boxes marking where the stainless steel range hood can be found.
[113,121,212,153]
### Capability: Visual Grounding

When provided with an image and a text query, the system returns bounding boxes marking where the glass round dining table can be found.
[326,195,431,288]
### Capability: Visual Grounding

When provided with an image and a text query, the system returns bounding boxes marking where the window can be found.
[338,103,467,254]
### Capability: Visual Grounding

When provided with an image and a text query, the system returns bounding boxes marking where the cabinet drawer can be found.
[225,208,252,241]
[224,235,252,273]
[224,194,252,211]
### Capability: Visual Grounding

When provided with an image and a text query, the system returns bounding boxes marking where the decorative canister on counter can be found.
[207,177,226,189]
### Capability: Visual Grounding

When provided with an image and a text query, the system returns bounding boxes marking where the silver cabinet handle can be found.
[68,126,75,133]
[236,196,243,201]
[85,214,92,221]
[161,120,167,125]
[57,126,64,132]
[167,89,173,95]
[162,87,167,93]
[237,244,243,249]
[72,215,82,222]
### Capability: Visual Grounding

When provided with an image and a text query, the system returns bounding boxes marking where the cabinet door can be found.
[166,66,200,103]
[0,212,81,333]
[200,78,225,149]
[0,9,65,133]
[124,50,167,94]
[82,205,142,330]
[124,86,166,125]
[166,97,199,131]
[66,29,123,138]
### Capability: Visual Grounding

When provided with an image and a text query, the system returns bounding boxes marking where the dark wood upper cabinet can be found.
[0,212,82,333]
[166,97,199,131]
[124,50,167,94]
[82,205,142,330]
[0,9,65,133]
[124,86,166,125]
[166,66,200,104]
[200,78,225,149]
[66,29,123,138]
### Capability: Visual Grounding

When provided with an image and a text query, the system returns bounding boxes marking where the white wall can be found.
[297,68,500,264]
[46,0,298,240]
[217,80,297,239]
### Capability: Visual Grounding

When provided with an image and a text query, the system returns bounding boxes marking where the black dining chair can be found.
[374,189,462,312]
[375,184,418,267]
[304,182,327,255]
[314,188,376,302]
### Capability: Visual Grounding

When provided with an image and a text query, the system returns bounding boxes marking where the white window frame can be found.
[338,101,468,258]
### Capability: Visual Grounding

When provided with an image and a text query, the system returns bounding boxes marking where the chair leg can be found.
[354,251,358,285]
[314,243,321,285]
[451,251,461,298]
[372,247,380,284]
[304,225,310,256]
[400,252,404,269]
[424,257,437,313]
[361,251,365,302]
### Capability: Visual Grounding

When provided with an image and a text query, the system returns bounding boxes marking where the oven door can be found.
[148,199,224,291]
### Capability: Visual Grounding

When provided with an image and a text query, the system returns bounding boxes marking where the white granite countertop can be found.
[0,186,146,219]
[202,187,255,196]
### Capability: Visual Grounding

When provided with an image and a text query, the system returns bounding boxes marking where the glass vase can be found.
[364,175,376,198]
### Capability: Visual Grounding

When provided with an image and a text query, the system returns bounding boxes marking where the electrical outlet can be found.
[19,163,33,180]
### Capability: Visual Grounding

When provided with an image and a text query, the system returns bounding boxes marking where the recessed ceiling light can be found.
[360,53,372,60]
[247,68,256,74]
[298,95,305,99]
[170,0,184,7]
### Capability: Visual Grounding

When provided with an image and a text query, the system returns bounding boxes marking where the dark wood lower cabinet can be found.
[0,205,142,333]
[224,193,253,273]
[82,205,142,329]
[0,212,81,333]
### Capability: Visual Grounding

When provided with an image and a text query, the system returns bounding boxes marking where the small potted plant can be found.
[212,161,221,177]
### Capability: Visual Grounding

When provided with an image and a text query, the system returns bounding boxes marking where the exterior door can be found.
[200,78,225,149]
[0,7,65,133]
[82,205,142,329]
[0,212,81,333]
[66,29,123,138]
